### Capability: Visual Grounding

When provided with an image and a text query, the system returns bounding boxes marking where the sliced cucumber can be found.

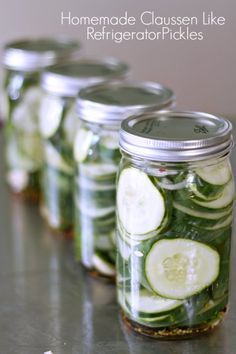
[12,87,42,132]
[39,95,63,138]
[100,131,119,149]
[173,208,232,230]
[0,90,9,120]
[76,175,115,191]
[173,201,232,220]
[80,162,118,180]
[63,103,79,146]
[117,167,166,235]
[6,169,29,192]
[76,198,115,218]
[145,238,220,300]
[12,104,38,133]
[6,132,42,171]
[193,179,235,209]
[92,252,115,277]
[189,181,222,201]
[125,289,183,315]
[119,219,162,242]
[74,128,94,163]
[155,177,187,191]
[23,86,42,105]
[44,142,73,175]
[117,233,132,261]
[95,234,114,251]
[117,289,130,313]
[204,214,233,230]
[195,160,232,186]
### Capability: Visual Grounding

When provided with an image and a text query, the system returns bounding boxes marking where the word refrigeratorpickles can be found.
[61,11,226,43]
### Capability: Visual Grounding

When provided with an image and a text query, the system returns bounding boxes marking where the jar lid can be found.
[120,110,233,161]
[41,58,129,97]
[77,81,175,125]
[2,38,81,71]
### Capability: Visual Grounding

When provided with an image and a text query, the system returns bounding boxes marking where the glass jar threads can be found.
[39,58,129,236]
[74,82,175,278]
[2,38,81,201]
[117,111,234,338]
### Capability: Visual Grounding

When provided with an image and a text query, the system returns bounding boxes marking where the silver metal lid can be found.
[41,58,129,97]
[77,81,175,125]
[2,38,81,71]
[120,110,233,162]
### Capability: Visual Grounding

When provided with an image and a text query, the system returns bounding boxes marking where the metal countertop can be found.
[0,131,235,354]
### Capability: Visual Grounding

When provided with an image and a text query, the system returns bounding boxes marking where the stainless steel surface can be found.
[3,38,81,71]
[77,81,175,125]
[120,111,233,162]
[41,58,129,97]
[0,130,235,354]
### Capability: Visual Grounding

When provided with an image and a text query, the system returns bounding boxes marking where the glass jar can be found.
[74,82,175,278]
[2,38,81,201]
[39,59,129,236]
[117,111,234,338]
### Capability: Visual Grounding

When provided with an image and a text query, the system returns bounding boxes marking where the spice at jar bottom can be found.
[117,110,234,338]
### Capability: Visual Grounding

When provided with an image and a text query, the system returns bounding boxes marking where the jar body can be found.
[116,153,234,338]
[74,121,120,278]
[40,93,79,236]
[3,69,43,201]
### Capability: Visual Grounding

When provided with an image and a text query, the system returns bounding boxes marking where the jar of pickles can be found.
[74,82,175,278]
[2,38,81,201]
[39,58,129,236]
[117,111,234,338]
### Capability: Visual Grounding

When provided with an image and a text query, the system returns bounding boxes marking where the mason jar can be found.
[2,38,81,201]
[117,111,234,338]
[39,59,129,237]
[74,82,175,278]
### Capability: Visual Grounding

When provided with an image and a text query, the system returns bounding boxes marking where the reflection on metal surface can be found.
[0,130,235,353]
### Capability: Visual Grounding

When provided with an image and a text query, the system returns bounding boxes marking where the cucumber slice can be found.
[173,208,232,230]
[125,289,182,315]
[117,289,130,313]
[173,201,231,220]
[12,104,38,133]
[44,143,73,175]
[100,131,119,149]
[189,182,222,201]
[145,239,220,300]
[92,252,115,277]
[95,234,114,251]
[204,214,233,230]
[193,179,235,209]
[76,175,115,191]
[23,87,42,105]
[39,95,63,138]
[196,160,232,186]
[74,128,94,163]
[79,162,118,180]
[117,234,132,261]
[63,104,79,145]
[6,169,29,192]
[76,198,115,218]
[117,167,166,235]
[12,87,42,133]
[6,132,42,171]
[155,177,187,191]
[0,90,9,120]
